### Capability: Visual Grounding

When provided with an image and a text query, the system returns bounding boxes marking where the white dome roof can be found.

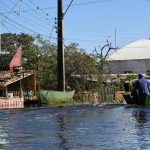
[108,39,150,60]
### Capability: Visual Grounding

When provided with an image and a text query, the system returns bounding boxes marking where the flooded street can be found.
[1,104,150,149]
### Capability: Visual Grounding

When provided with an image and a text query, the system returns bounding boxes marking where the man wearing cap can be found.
[136,73,150,105]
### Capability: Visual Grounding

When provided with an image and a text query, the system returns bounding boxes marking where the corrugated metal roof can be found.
[107,39,150,61]
[0,71,34,87]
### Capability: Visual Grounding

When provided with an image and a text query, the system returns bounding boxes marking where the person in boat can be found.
[123,81,138,104]
[135,73,150,105]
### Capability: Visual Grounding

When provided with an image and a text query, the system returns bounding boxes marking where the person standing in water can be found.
[136,73,150,105]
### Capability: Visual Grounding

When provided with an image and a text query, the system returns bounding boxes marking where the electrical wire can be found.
[0,0,118,15]
[0,0,20,23]
[63,0,74,17]
[0,2,52,32]
[9,0,54,27]
[21,0,52,22]
[49,18,57,41]
[1,14,40,34]
[1,0,147,49]
[1,22,11,32]
[8,0,53,25]
[29,0,50,17]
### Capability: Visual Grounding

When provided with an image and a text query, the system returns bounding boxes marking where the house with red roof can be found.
[0,46,36,109]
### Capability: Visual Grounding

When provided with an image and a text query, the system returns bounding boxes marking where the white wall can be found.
[104,59,150,74]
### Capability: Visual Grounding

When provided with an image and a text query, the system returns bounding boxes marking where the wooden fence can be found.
[74,87,124,104]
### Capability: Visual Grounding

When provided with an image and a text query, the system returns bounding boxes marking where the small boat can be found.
[37,90,75,105]
[124,92,150,105]
[123,82,150,105]
[123,92,138,105]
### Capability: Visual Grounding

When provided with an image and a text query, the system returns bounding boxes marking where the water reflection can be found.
[0,132,8,149]
[0,117,9,149]
[132,109,150,149]
[57,115,70,150]
[133,110,147,123]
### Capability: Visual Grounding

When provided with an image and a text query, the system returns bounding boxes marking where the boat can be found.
[124,92,150,105]
[38,90,75,105]
[123,81,150,105]
[37,0,75,105]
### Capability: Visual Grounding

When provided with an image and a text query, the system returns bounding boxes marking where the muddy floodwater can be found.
[0,104,150,150]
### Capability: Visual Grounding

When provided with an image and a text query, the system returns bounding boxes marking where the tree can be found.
[65,43,97,92]
[1,33,99,92]
[34,35,57,89]
[1,33,36,70]
[92,40,117,88]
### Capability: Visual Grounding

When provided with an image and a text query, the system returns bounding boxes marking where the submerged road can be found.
[0,104,150,149]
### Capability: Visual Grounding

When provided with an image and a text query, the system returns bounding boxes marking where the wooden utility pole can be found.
[57,0,65,91]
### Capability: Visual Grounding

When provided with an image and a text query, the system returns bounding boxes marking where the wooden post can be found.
[5,85,8,98]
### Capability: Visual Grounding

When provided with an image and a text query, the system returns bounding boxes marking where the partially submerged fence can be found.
[74,87,124,104]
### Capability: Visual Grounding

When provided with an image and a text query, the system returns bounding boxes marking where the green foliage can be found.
[117,73,137,90]
[1,33,116,94]
[112,98,124,103]
[1,33,36,71]
[65,43,97,92]
[34,35,57,89]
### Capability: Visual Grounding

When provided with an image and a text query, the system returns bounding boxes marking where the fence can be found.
[74,87,123,104]
[0,97,24,109]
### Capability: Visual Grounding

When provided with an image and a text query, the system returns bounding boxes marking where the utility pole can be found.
[57,0,65,91]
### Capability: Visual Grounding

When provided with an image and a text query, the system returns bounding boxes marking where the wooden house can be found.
[0,70,36,109]
[0,46,36,108]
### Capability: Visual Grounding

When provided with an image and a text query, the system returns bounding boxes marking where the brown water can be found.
[0,104,150,150]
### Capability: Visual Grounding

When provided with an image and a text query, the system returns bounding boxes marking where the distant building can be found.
[104,39,150,74]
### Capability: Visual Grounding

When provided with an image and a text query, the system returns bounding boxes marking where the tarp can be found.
[9,46,22,71]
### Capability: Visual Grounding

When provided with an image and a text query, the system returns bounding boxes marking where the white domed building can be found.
[105,39,150,74]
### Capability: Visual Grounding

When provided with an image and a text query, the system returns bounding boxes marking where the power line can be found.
[8,0,54,27]
[0,0,20,23]
[1,14,40,34]
[2,0,143,48]
[0,1,52,32]
[28,0,50,17]
[63,0,74,17]
[49,18,57,42]
[72,0,117,7]
[8,0,53,24]
[1,22,11,32]
[20,0,49,20]
[0,0,117,15]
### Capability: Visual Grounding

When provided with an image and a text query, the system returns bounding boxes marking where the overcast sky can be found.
[1,0,150,53]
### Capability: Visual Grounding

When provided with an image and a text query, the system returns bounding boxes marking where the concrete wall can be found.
[104,59,150,74]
